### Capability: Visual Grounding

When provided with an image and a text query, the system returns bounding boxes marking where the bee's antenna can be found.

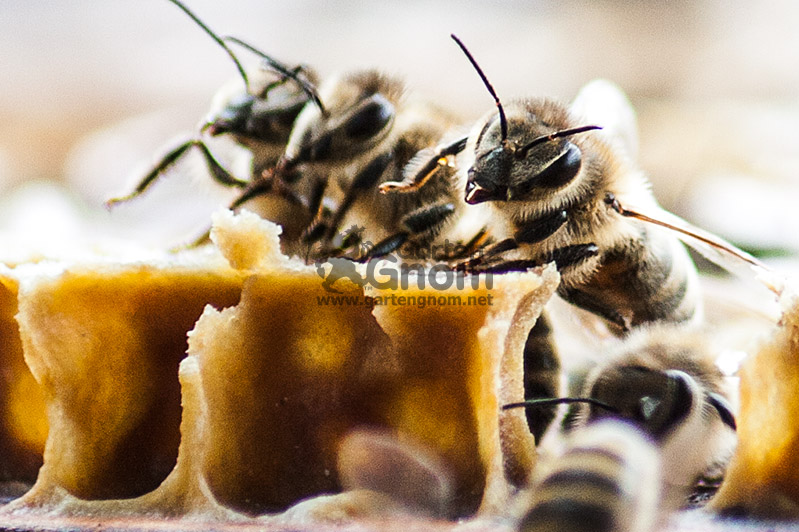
[503,397,618,413]
[516,125,602,159]
[166,0,249,92]
[450,34,507,142]
[224,36,327,117]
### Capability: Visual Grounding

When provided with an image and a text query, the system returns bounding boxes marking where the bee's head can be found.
[465,104,600,204]
[450,34,599,205]
[203,37,322,148]
[586,365,736,440]
[587,366,694,440]
[281,70,399,167]
[203,76,309,144]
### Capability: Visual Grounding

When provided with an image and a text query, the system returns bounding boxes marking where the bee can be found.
[506,185,787,504]
[518,419,662,532]
[394,35,702,334]
[508,325,737,500]
[275,68,489,261]
[106,0,322,248]
[561,325,737,502]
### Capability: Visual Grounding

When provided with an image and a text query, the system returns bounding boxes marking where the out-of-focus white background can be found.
[0,0,798,253]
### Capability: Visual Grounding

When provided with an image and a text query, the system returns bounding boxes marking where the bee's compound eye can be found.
[344,94,394,141]
[533,142,582,189]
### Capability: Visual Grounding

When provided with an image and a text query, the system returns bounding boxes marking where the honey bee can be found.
[107,0,322,247]
[275,69,489,260]
[565,325,737,500]
[508,325,737,498]
[505,185,787,502]
[518,419,662,532]
[396,35,702,334]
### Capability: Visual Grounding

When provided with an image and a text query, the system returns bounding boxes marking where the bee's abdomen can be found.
[638,229,700,325]
[558,225,700,332]
[520,421,661,532]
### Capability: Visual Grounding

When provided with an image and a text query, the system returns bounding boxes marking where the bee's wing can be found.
[570,79,638,160]
[615,198,784,296]
[337,428,454,518]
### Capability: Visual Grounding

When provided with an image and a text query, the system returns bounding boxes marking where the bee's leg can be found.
[302,221,329,246]
[229,173,307,212]
[194,141,249,188]
[467,259,543,274]
[106,139,196,206]
[464,242,599,274]
[557,285,631,332]
[317,223,373,259]
[452,227,491,260]
[106,137,249,208]
[358,232,410,261]
[379,136,468,193]
[301,178,335,244]
[323,152,394,242]
[454,209,569,269]
[522,312,562,444]
[514,209,568,245]
[402,202,456,237]
[455,238,519,271]
[358,202,456,261]
[268,177,309,209]
[184,227,212,249]
[306,176,328,219]
[544,243,599,270]
[319,229,367,259]
[338,230,365,257]
[399,202,455,258]
[177,177,279,251]
[228,177,275,210]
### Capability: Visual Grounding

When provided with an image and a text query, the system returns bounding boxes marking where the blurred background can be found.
[0,0,798,256]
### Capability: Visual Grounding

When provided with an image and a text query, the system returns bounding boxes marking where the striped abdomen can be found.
[520,421,661,532]
[558,223,700,334]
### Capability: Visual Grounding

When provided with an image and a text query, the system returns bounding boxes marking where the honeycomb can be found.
[0,210,561,527]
